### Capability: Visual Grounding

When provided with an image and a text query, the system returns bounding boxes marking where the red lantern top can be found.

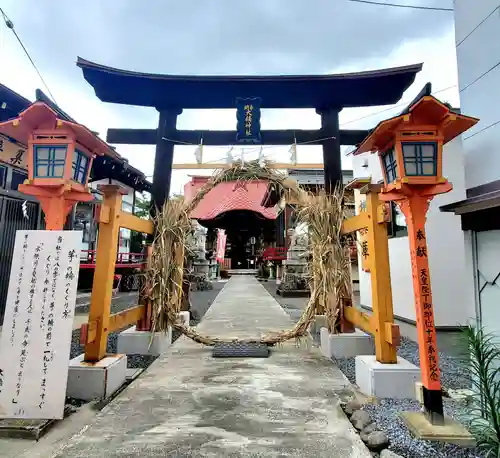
[353,95,478,193]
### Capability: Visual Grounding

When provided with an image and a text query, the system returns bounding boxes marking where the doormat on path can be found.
[212,341,271,358]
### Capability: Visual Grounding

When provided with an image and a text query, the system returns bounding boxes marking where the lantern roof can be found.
[353,94,479,155]
[0,101,120,158]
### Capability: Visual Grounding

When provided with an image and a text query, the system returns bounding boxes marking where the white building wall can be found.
[454,1,500,189]
[352,137,473,326]
[454,1,500,338]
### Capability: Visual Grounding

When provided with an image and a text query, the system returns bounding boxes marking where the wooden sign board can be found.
[0,230,82,420]
[357,196,370,272]
[0,134,27,170]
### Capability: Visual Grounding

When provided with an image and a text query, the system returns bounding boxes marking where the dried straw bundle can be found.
[148,197,192,334]
[297,187,352,333]
[148,160,351,345]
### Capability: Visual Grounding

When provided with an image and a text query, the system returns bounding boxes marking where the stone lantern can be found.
[0,102,116,229]
[354,93,478,427]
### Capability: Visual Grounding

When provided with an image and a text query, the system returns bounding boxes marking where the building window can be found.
[387,202,407,238]
[382,148,398,183]
[402,142,437,176]
[11,170,28,191]
[0,165,6,188]
[34,145,67,178]
[72,150,89,184]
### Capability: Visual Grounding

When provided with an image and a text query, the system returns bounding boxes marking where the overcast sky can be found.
[0,0,457,195]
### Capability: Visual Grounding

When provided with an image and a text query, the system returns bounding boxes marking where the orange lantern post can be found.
[0,102,117,229]
[354,93,478,425]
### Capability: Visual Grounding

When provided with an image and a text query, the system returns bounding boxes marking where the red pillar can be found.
[396,192,444,424]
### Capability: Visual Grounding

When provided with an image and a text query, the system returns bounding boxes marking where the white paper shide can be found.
[0,230,82,419]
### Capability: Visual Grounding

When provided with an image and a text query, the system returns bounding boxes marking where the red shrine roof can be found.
[184,177,277,221]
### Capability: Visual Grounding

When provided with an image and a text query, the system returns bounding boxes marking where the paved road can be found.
[56,277,371,458]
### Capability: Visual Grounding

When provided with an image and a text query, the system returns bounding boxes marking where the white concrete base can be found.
[320,327,374,359]
[310,315,327,336]
[117,325,172,356]
[67,354,127,401]
[355,355,421,399]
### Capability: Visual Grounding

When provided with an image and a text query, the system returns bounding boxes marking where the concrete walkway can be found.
[56,277,371,458]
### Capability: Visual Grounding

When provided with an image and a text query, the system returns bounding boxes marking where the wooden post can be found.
[316,107,342,194]
[364,189,397,364]
[396,192,444,424]
[151,108,182,211]
[84,185,124,362]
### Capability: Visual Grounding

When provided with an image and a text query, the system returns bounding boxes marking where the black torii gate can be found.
[77,58,422,209]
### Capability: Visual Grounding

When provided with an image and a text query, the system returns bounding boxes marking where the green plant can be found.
[463,325,500,457]
[134,192,151,219]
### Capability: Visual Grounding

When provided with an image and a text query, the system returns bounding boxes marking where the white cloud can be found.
[0,9,458,195]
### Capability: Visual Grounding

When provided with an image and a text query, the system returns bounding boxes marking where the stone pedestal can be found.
[355,355,421,399]
[193,260,210,276]
[117,326,172,356]
[279,258,309,294]
[67,354,127,401]
[320,327,374,358]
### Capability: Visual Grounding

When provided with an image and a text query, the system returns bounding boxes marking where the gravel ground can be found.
[332,338,482,457]
[363,399,483,458]
[259,287,482,458]
[397,336,471,390]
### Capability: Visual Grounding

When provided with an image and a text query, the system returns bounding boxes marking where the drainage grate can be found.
[212,341,271,358]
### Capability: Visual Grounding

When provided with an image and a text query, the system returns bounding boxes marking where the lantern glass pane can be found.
[72,149,89,184]
[422,161,435,175]
[34,145,67,178]
[402,143,416,160]
[402,142,437,176]
[382,148,398,183]
[421,143,435,159]
[54,147,67,161]
[405,161,417,175]
[36,147,50,161]
[52,164,65,177]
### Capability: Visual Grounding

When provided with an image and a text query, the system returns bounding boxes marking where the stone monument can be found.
[189,221,210,278]
[278,223,310,296]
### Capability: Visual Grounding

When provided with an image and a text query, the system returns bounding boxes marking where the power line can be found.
[463,119,500,141]
[0,7,58,104]
[456,6,499,48]
[459,60,500,93]
[340,84,457,127]
[346,0,453,12]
